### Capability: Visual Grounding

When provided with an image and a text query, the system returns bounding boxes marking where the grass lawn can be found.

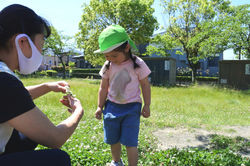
[22,77,250,165]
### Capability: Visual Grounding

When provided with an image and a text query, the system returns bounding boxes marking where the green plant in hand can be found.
[66,86,76,97]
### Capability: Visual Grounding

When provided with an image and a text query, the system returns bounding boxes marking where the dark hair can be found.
[104,41,139,74]
[0,4,51,50]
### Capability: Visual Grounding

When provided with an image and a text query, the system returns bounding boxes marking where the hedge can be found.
[71,68,101,79]
[176,76,219,82]
[71,68,101,74]
[51,66,70,72]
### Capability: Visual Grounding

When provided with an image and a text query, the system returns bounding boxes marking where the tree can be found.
[44,26,73,78]
[147,0,231,82]
[76,0,158,66]
[224,4,250,59]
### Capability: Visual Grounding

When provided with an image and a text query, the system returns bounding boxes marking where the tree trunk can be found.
[58,56,66,79]
[191,68,197,84]
[239,48,241,60]
[186,54,197,84]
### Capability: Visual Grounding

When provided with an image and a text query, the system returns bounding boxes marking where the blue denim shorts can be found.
[103,100,142,147]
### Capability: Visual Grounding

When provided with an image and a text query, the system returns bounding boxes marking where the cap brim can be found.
[94,41,126,54]
[94,49,101,54]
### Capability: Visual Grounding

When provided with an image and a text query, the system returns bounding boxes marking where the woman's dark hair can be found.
[104,41,139,74]
[0,4,51,50]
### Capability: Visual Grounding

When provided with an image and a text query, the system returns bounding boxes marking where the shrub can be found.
[176,76,219,82]
[71,68,101,79]
[46,70,57,77]
[51,66,70,72]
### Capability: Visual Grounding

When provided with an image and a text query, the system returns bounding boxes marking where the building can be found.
[139,30,223,77]
[39,55,59,70]
[142,57,176,85]
[219,60,250,89]
[72,55,95,68]
[168,49,223,77]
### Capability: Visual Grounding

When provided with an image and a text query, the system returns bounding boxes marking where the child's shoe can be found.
[110,158,124,166]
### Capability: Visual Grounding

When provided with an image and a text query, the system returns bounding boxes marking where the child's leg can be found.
[126,146,138,166]
[111,142,122,162]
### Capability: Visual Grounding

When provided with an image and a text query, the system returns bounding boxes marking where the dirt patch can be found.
[153,126,250,157]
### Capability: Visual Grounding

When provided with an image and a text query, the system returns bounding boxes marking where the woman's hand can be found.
[26,81,69,100]
[141,105,150,118]
[60,95,83,115]
[46,81,69,93]
[95,107,103,120]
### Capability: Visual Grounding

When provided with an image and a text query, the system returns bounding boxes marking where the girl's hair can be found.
[104,41,139,74]
[0,4,51,51]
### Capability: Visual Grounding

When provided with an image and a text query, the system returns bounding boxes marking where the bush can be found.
[46,70,57,77]
[71,68,100,74]
[176,76,219,82]
[39,70,48,76]
[68,62,75,68]
[71,68,101,79]
[144,148,249,166]
[51,66,70,72]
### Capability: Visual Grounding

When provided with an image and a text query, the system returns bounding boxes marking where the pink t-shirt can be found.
[99,56,151,104]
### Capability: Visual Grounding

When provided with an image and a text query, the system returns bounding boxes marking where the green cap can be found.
[94,25,137,54]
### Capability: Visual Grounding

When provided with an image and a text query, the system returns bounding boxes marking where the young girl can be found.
[95,25,151,166]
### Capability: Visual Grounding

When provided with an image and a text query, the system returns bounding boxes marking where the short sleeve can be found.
[99,61,110,79]
[0,73,36,123]
[135,57,151,80]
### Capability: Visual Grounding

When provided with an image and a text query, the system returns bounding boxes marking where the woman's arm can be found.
[26,81,69,100]
[140,76,151,118]
[7,96,83,148]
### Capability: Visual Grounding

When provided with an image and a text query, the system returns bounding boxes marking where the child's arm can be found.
[95,78,109,120]
[140,76,151,118]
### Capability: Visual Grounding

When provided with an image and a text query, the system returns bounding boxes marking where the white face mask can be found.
[15,34,43,75]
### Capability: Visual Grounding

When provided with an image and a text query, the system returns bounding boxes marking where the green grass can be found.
[21,77,250,165]
[150,85,250,129]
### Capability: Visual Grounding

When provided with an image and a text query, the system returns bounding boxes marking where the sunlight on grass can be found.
[149,85,250,130]
[22,77,250,129]
[21,77,250,165]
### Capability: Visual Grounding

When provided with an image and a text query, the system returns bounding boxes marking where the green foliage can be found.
[39,70,48,76]
[71,68,100,74]
[44,26,65,55]
[176,76,219,82]
[51,66,70,72]
[43,26,74,78]
[141,148,249,165]
[71,68,101,78]
[68,62,76,68]
[76,0,158,66]
[46,70,58,77]
[148,0,232,82]
[225,4,250,59]
[210,134,250,154]
[177,67,192,76]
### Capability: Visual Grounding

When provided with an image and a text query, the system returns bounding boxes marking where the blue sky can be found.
[1,0,249,58]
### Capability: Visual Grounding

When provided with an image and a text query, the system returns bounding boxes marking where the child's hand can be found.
[141,105,150,118]
[95,107,103,120]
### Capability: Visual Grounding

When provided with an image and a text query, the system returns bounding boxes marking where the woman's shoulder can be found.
[0,72,22,87]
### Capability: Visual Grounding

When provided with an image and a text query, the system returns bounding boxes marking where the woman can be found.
[0,4,83,166]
